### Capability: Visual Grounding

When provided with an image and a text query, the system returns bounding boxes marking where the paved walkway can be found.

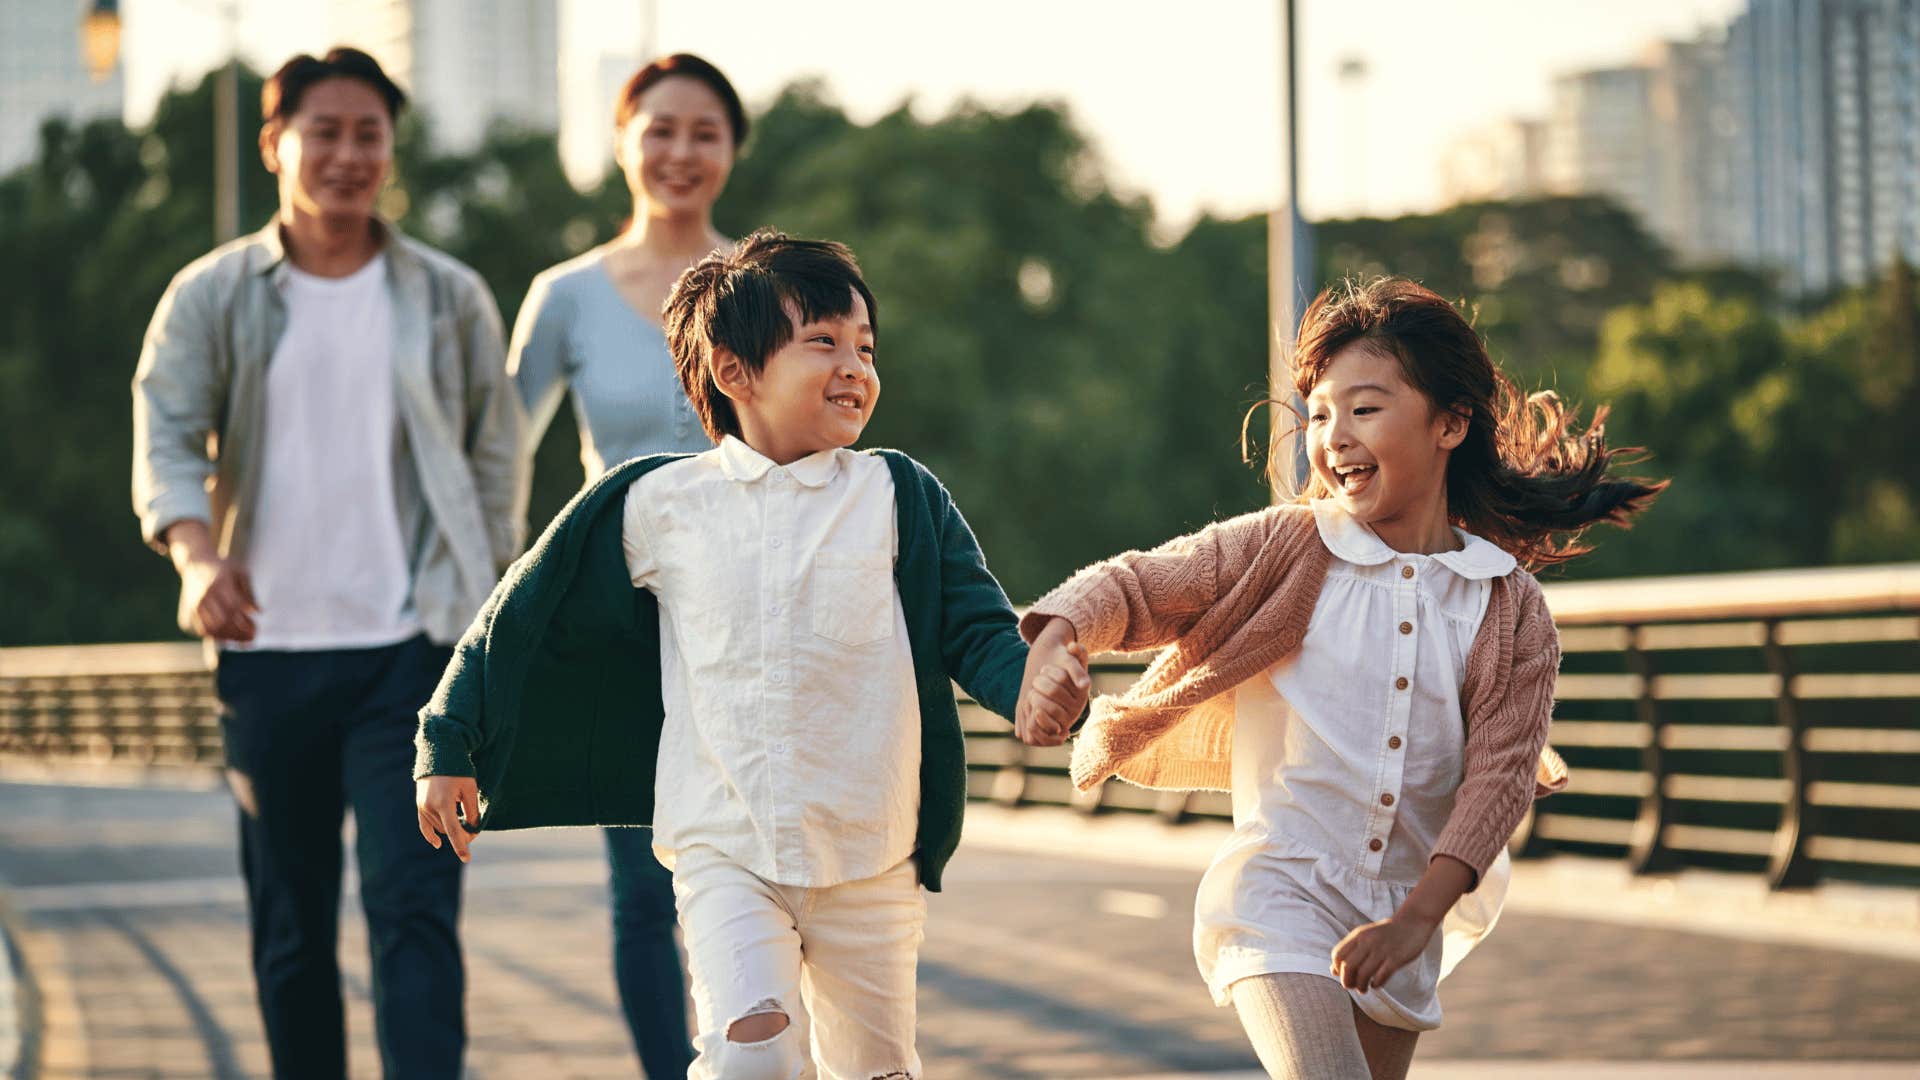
[1,773,1917,1077]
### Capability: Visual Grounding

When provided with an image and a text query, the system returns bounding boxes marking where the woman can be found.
[508,53,746,1077]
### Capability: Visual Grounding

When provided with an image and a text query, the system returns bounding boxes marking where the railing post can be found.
[1509,803,1550,859]
[989,737,1030,807]
[1155,791,1194,824]
[1626,625,1680,874]
[1764,620,1819,889]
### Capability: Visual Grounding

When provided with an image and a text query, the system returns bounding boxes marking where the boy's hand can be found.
[416,775,481,862]
[1330,912,1437,993]
[1016,617,1090,747]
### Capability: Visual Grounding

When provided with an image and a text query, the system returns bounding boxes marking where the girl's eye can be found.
[1355,406,1379,416]
[1309,413,1327,424]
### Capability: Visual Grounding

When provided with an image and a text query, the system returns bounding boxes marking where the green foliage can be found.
[2,73,1915,645]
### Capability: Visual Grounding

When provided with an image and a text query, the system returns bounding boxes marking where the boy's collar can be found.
[1310,498,1515,580]
[716,435,843,488]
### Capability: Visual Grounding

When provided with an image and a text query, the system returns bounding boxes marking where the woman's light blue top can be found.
[510,248,712,479]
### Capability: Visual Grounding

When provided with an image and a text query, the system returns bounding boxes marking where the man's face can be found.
[262,77,393,223]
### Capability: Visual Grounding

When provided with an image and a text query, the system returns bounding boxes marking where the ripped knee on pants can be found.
[725,998,792,1044]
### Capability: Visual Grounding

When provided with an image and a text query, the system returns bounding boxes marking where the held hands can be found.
[416,775,482,862]
[1016,616,1091,747]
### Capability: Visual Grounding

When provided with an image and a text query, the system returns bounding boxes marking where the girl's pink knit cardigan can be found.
[1020,502,1570,884]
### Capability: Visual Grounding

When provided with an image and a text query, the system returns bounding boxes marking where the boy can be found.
[414,231,1090,1078]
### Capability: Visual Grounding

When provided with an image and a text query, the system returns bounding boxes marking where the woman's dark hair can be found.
[1251,276,1664,568]
[262,47,407,125]
[614,53,748,148]
[663,229,877,442]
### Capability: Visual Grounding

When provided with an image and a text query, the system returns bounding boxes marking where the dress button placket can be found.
[1373,559,1418,873]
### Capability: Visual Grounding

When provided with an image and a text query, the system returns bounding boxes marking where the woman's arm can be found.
[507,271,573,460]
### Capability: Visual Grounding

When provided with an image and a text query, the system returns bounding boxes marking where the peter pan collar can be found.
[1311,498,1517,580]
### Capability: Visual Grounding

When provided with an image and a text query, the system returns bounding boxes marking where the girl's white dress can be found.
[1193,500,1518,1030]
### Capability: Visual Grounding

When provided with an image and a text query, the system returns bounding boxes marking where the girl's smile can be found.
[1306,343,1468,555]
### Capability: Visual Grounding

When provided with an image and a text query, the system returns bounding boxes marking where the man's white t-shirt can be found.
[234,254,421,651]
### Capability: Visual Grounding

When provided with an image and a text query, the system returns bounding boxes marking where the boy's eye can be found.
[1354,406,1379,416]
[811,334,834,346]
[859,344,876,359]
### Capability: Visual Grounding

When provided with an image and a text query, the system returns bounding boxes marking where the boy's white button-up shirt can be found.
[622,436,921,887]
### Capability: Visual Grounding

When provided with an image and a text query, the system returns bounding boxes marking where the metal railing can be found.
[3,563,1917,889]
[960,563,1920,890]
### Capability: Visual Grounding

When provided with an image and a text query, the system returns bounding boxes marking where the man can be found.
[130,47,524,1079]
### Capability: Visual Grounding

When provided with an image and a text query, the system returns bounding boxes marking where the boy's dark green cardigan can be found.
[412,449,1026,892]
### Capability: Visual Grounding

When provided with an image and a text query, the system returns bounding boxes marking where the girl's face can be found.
[617,75,735,218]
[1305,342,1467,530]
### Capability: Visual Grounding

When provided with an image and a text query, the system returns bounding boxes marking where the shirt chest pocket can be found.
[810,550,894,648]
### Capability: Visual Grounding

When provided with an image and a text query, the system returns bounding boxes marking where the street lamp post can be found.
[1269,0,1313,497]
[80,0,243,245]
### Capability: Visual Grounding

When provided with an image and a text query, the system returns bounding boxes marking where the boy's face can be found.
[727,290,878,464]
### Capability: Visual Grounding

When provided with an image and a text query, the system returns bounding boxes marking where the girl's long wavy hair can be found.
[1247,277,1665,568]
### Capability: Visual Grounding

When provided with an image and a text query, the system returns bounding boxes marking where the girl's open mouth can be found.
[1334,464,1377,494]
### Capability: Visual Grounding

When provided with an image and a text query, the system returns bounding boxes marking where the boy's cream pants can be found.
[672,844,926,1080]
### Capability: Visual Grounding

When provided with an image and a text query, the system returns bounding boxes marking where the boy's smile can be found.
[728,290,878,465]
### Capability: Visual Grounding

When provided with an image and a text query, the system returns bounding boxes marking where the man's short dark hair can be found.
[664,230,879,443]
[263,47,407,126]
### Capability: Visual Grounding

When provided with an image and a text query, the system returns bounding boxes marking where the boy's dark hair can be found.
[664,230,878,443]
[263,47,407,126]
[615,53,748,148]
[1254,276,1665,568]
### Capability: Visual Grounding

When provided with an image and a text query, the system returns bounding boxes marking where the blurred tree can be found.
[3,74,1913,645]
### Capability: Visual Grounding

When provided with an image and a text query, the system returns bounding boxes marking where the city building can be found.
[0,0,126,175]
[327,0,560,153]
[1438,118,1548,205]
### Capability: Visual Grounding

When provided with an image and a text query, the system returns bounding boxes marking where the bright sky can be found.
[123,0,1747,229]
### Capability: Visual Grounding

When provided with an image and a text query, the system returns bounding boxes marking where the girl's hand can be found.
[1016,617,1090,746]
[1330,913,1438,993]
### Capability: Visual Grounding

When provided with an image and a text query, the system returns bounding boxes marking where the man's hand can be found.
[416,775,482,862]
[166,520,259,642]
[1016,616,1090,747]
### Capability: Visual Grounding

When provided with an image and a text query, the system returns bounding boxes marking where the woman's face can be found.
[618,75,735,219]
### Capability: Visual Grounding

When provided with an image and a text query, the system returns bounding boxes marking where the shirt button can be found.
[1401,565,1415,580]
[1395,676,1409,691]
[1381,793,1395,806]
[1368,838,1384,852]
[770,537,783,549]
[771,671,786,684]
[772,741,788,754]
[1399,621,1413,635]
[768,604,780,616]
[1388,736,1403,750]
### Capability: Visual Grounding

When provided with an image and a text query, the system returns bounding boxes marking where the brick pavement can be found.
[2,779,1918,1077]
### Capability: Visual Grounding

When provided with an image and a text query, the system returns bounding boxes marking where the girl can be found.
[508,52,746,1078]
[1016,277,1662,1079]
